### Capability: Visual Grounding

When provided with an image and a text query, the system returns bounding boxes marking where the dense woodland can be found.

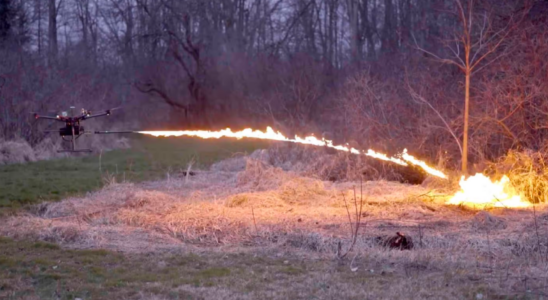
[0,0,547,170]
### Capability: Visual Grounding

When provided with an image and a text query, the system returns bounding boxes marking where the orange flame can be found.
[401,149,447,179]
[446,173,530,208]
[138,127,446,178]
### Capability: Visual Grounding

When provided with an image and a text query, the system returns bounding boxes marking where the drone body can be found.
[33,107,133,153]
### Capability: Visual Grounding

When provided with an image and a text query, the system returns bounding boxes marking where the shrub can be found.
[487,150,548,204]
[0,139,36,165]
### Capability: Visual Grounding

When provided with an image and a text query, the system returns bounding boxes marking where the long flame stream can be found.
[138,127,532,208]
[138,127,441,177]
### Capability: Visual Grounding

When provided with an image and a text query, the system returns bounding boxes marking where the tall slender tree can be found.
[414,0,529,174]
[0,0,15,43]
[48,0,59,64]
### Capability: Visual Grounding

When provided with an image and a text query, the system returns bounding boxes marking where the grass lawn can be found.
[0,237,314,300]
[0,236,503,300]
[0,135,268,210]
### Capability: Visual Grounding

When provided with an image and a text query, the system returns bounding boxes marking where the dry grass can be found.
[266,143,427,183]
[488,149,548,204]
[0,136,131,165]
[0,139,36,165]
[2,150,548,298]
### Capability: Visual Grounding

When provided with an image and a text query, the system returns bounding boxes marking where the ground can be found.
[0,137,546,299]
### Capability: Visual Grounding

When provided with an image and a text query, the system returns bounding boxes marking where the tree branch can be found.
[407,78,463,155]
[134,81,188,112]
[412,34,466,70]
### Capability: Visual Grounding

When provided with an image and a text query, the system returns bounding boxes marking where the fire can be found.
[401,149,447,179]
[446,173,530,208]
[138,127,444,178]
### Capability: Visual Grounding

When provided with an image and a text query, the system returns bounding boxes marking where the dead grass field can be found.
[1,150,548,299]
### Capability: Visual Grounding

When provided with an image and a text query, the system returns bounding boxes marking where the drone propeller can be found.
[105,106,121,116]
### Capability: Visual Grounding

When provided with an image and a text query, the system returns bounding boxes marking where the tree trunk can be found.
[37,0,42,56]
[48,0,57,65]
[347,0,360,65]
[462,69,470,175]
[125,1,134,60]
[381,0,395,54]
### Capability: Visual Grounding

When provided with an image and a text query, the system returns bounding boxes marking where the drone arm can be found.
[34,114,64,122]
[81,110,115,120]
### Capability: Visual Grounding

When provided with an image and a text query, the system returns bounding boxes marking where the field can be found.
[0,135,268,210]
[1,137,547,299]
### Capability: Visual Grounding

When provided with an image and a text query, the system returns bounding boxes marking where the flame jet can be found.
[138,127,446,179]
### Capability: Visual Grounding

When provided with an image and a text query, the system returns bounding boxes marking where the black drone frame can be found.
[34,107,135,153]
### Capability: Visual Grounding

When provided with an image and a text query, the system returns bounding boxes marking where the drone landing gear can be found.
[58,124,92,153]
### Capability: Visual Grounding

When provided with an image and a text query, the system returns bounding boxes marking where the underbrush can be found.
[265,144,430,184]
[0,136,131,166]
[0,139,38,165]
[487,150,548,204]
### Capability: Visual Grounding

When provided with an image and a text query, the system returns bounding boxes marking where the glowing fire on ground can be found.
[446,173,530,208]
[138,127,445,178]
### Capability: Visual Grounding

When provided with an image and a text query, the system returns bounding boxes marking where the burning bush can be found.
[487,150,548,204]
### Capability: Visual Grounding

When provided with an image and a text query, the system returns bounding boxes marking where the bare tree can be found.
[414,0,529,174]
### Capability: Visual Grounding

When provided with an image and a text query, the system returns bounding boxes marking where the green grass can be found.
[0,237,508,300]
[0,237,313,300]
[0,135,268,209]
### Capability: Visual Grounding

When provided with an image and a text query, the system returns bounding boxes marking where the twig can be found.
[486,225,492,270]
[418,224,423,248]
[342,193,354,237]
[533,205,543,264]
[185,158,194,184]
[339,180,366,259]
[99,150,102,174]
[350,253,359,272]
[251,205,258,235]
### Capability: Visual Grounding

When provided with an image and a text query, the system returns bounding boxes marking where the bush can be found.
[487,150,548,204]
[0,139,36,165]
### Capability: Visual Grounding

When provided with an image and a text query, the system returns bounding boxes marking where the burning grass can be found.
[487,149,548,204]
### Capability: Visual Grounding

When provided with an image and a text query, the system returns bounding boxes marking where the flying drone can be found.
[33,106,134,153]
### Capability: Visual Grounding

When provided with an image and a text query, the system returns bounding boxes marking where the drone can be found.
[33,106,134,153]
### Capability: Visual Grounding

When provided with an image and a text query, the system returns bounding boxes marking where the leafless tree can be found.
[414,0,530,174]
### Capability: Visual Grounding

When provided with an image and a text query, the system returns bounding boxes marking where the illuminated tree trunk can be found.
[462,69,470,174]
[462,23,471,175]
